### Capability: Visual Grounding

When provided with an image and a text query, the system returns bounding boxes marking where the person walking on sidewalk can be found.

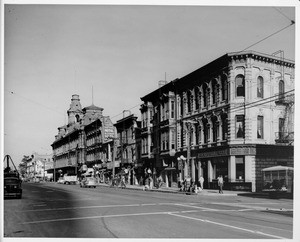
[120,175,126,189]
[217,175,224,194]
[199,176,204,190]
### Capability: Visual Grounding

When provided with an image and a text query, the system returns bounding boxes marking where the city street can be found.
[4,182,293,239]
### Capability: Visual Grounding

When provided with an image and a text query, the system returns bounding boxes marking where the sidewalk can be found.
[97,182,246,196]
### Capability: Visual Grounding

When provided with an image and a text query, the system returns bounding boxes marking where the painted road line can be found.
[19,202,199,213]
[20,209,199,225]
[19,203,142,212]
[32,204,47,207]
[168,213,289,239]
[174,203,217,211]
[210,202,293,211]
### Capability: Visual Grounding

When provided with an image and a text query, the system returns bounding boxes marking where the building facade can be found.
[140,51,294,192]
[114,112,142,185]
[25,152,53,181]
[51,95,116,180]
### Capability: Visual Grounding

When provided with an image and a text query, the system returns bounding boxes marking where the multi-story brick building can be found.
[51,95,116,180]
[114,112,142,185]
[140,51,294,192]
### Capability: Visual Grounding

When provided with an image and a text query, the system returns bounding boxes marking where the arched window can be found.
[75,114,80,123]
[222,115,228,140]
[212,80,218,104]
[203,84,208,107]
[211,116,218,142]
[279,80,285,101]
[187,90,192,113]
[221,74,228,101]
[202,118,208,143]
[257,76,264,98]
[195,87,200,110]
[235,75,245,97]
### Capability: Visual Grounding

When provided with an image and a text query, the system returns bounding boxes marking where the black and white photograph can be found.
[1,0,299,241]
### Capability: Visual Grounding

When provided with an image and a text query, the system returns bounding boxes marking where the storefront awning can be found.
[262,166,294,172]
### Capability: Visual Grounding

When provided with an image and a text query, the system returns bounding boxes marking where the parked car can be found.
[57,177,65,184]
[80,177,97,188]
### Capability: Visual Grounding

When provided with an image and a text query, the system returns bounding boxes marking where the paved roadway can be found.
[4,182,294,239]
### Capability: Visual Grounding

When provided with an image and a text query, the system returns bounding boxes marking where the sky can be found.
[1,1,297,166]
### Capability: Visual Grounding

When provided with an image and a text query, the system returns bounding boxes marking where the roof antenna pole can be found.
[92,86,94,105]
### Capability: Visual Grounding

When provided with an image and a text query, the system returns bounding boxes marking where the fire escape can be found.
[273,50,294,145]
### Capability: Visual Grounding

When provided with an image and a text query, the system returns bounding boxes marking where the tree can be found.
[18,155,31,177]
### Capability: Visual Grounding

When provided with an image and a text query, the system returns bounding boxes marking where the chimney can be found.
[158,80,167,88]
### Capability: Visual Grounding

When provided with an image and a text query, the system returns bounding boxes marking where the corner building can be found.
[51,95,116,180]
[140,51,294,192]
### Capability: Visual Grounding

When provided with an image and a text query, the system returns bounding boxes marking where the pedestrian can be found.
[149,176,153,189]
[217,175,224,194]
[199,176,204,190]
[120,175,126,189]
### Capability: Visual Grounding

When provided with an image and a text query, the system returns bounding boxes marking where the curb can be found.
[97,184,239,196]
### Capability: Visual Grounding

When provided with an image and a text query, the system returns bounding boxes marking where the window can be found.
[222,116,228,140]
[171,101,175,119]
[212,80,218,104]
[203,84,208,107]
[180,94,184,116]
[171,129,175,149]
[279,118,285,139]
[257,116,263,139]
[279,80,285,101]
[202,119,208,143]
[236,156,245,180]
[257,76,264,98]
[195,87,200,110]
[236,115,245,138]
[236,75,245,97]
[161,103,164,121]
[195,124,200,144]
[212,117,218,142]
[221,75,228,101]
[187,91,192,113]
[75,114,80,122]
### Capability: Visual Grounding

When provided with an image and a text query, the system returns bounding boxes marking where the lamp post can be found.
[177,155,186,181]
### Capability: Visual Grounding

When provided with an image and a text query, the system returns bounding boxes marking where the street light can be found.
[177,155,187,181]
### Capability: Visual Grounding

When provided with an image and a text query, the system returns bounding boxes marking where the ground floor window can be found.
[236,156,245,180]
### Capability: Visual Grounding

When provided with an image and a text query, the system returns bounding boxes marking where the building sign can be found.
[104,118,115,141]
[230,147,256,156]
[107,161,120,169]
[197,149,229,158]
[197,146,256,159]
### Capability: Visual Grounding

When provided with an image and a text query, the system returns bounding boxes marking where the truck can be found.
[63,174,78,185]
[3,155,22,199]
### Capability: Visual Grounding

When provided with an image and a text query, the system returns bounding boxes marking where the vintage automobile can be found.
[4,176,22,199]
[80,177,97,188]
[4,155,22,199]
[57,177,66,184]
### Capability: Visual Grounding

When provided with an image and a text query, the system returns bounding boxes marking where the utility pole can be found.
[112,138,117,177]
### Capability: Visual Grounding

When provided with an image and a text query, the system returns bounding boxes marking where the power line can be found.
[241,22,294,52]
[5,90,65,116]
[273,7,294,23]
[229,89,294,113]
[111,103,142,119]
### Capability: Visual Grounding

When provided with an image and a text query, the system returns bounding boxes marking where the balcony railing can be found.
[275,132,294,144]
